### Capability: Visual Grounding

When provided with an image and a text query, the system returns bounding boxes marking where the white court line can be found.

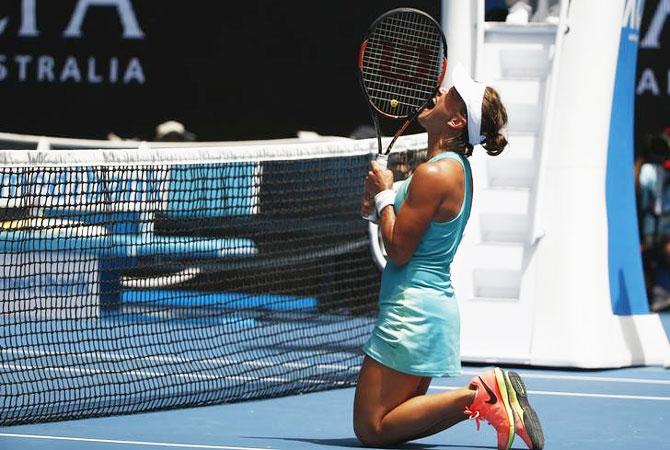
[460,369,670,385]
[7,348,666,385]
[6,347,666,383]
[430,385,670,401]
[0,433,274,450]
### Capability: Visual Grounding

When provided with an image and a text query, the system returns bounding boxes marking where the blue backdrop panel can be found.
[607,0,650,315]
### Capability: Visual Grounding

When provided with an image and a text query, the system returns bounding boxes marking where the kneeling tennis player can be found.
[355,63,544,450]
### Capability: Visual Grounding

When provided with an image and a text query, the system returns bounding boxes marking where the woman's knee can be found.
[353,419,385,448]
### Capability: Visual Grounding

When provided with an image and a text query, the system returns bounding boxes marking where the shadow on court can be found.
[244,435,508,449]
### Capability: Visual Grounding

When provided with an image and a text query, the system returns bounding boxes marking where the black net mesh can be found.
[0,144,429,425]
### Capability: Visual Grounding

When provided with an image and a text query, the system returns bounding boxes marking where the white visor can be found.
[451,63,486,147]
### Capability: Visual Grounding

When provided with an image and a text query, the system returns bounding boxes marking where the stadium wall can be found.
[0,0,438,141]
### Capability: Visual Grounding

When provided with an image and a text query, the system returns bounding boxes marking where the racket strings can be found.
[374,19,444,52]
[375,14,444,56]
[362,44,442,75]
[361,10,446,116]
[365,78,436,102]
[369,30,443,54]
[363,46,442,73]
[362,64,441,115]
[363,54,440,88]
[363,72,438,115]
[368,25,443,70]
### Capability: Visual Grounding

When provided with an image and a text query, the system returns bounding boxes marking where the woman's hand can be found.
[361,160,394,217]
[360,189,374,217]
[364,160,394,197]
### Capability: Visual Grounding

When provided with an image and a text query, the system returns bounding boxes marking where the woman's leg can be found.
[353,356,475,447]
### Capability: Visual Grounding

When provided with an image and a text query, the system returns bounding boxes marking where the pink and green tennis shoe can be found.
[465,368,515,450]
[465,368,545,450]
[504,370,545,450]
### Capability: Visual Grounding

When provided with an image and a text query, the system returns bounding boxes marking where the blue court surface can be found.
[1,312,668,450]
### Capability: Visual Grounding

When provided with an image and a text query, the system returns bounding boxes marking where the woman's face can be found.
[417,86,465,133]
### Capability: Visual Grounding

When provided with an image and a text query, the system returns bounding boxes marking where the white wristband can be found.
[374,189,396,215]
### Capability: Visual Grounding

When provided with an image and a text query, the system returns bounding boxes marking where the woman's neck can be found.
[426,134,463,160]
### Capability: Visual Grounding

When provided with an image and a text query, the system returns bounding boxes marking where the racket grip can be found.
[363,155,389,223]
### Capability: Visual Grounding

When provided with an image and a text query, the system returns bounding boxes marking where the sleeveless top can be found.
[379,151,473,302]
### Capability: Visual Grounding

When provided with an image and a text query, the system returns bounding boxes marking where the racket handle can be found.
[363,155,389,223]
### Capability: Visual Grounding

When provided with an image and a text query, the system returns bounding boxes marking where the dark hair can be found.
[447,86,507,157]
[450,87,508,157]
[479,87,508,156]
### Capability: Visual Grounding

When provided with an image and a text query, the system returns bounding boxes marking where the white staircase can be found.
[453,23,560,363]
[442,0,670,368]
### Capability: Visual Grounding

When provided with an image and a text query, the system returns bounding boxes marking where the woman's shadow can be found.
[243,436,504,449]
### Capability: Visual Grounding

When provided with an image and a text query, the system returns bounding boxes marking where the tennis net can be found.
[0,135,428,425]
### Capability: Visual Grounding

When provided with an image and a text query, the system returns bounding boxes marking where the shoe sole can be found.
[493,368,516,450]
[505,371,544,450]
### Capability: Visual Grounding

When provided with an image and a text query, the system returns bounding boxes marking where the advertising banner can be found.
[607,0,649,314]
[0,0,439,141]
[637,0,670,145]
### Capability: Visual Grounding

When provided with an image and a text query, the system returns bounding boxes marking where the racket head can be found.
[358,8,448,120]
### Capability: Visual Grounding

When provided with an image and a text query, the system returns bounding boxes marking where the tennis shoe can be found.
[465,368,515,450]
[504,370,545,449]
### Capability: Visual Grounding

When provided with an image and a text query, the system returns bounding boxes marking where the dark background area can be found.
[0,0,439,141]
[636,0,670,150]
[0,1,666,147]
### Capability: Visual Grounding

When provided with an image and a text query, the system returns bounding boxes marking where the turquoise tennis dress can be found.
[362,151,473,377]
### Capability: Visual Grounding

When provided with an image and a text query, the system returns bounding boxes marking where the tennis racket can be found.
[358,8,448,221]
